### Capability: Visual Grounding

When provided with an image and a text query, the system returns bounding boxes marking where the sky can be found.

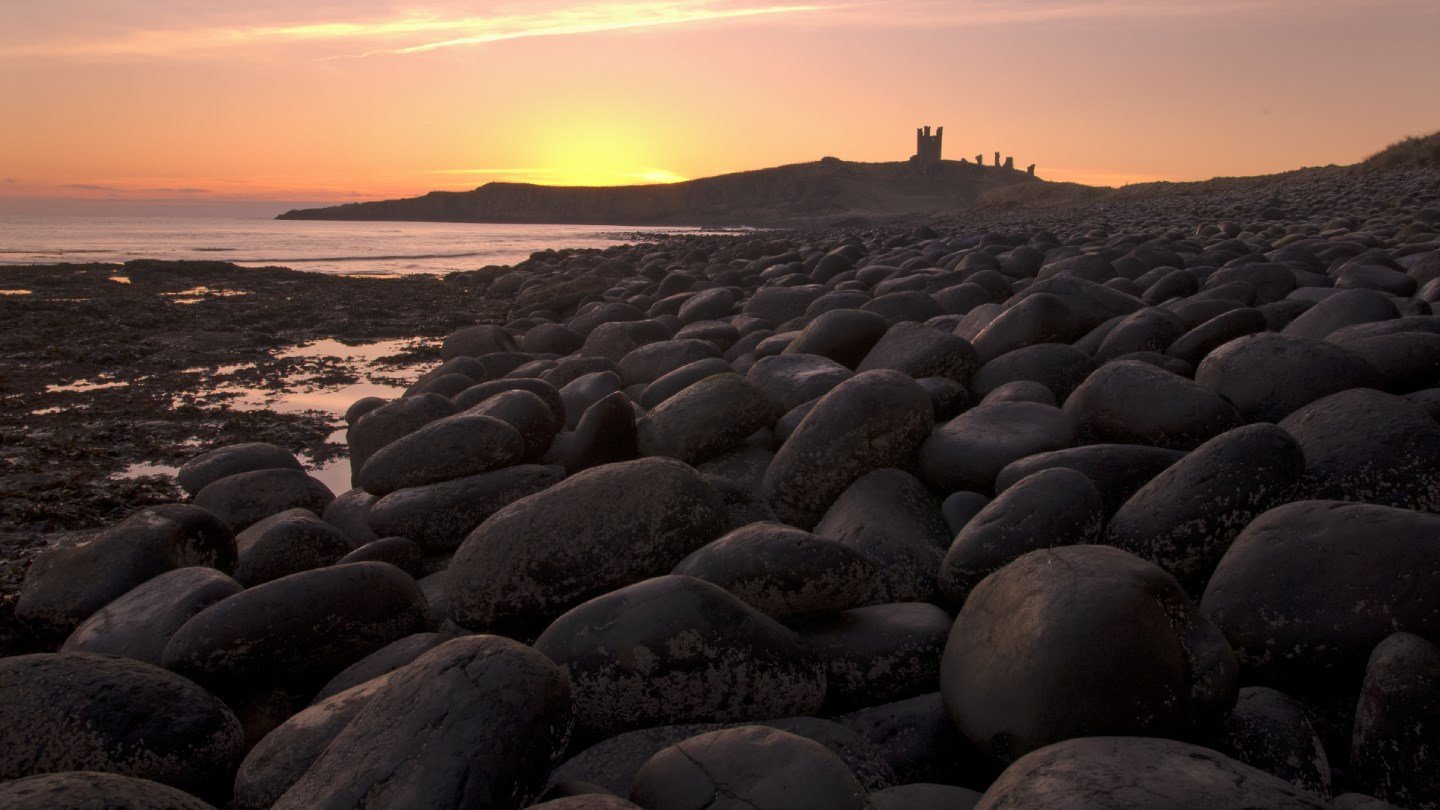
[1,0,1437,217]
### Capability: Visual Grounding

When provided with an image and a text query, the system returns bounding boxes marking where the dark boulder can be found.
[1351,633,1440,809]
[1195,333,1381,422]
[345,393,456,478]
[356,414,524,497]
[782,308,889,368]
[0,772,217,810]
[1212,686,1331,796]
[746,353,854,414]
[968,343,1097,402]
[994,443,1185,517]
[177,442,301,496]
[919,401,1078,493]
[1064,360,1241,449]
[61,567,242,665]
[800,602,952,713]
[637,373,774,464]
[856,322,979,384]
[814,469,950,603]
[366,465,564,552]
[233,508,356,587]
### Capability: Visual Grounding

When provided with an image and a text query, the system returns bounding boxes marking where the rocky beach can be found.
[3,140,1440,809]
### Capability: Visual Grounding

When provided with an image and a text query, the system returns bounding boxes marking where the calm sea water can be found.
[0,216,724,275]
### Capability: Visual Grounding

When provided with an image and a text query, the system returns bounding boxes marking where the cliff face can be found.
[277,158,1042,226]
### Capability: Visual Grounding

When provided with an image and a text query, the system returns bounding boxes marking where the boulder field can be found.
[6,165,1440,807]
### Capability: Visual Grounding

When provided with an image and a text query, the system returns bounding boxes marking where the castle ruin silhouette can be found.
[913,125,1035,174]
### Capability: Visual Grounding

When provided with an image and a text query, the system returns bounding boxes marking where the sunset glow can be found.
[2,0,1437,215]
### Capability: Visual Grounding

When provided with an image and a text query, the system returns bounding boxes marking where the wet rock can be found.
[1279,388,1440,512]
[856,322,979,384]
[1329,332,1440,394]
[1195,333,1381,422]
[580,321,671,365]
[366,465,564,552]
[1213,686,1331,796]
[321,489,378,546]
[637,373,774,464]
[746,353,854,414]
[273,635,573,810]
[177,442,301,496]
[534,576,825,742]
[522,322,585,355]
[61,567,242,665]
[1105,424,1305,589]
[968,343,1097,401]
[939,468,1103,603]
[1200,500,1440,689]
[17,504,236,636]
[814,469,950,603]
[800,602,951,713]
[763,370,933,529]
[783,308,889,368]
[452,377,565,425]
[1282,288,1399,340]
[448,457,725,635]
[919,401,1079,493]
[1164,307,1269,367]
[346,393,457,481]
[743,285,824,323]
[232,678,389,810]
[560,371,624,429]
[1093,307,1186,362]
[356,413,524,497]
[163,562,428,694]
[233,508,356,587]
[0,772,217,810]
[863,290,945,323]
[312,632,444,702]
[0,653,243,798]
[975,736,1326,809]
[629,725,868,810]
[336,536,422,576]
[617,339,723,386]
[994,443,1184,517]
[1064,360,1241,449]
[942,545,1237,763]
[193,468,335,531]
[671,522,876,619]
[978,379,1055,406]
[1351,633,1440,809]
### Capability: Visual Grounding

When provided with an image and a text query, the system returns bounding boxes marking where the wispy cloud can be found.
[0,2,826,60]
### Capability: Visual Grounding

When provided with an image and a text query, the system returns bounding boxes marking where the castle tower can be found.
[915,126,943,162]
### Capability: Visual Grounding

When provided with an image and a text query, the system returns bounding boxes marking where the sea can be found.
[0,216,730,276]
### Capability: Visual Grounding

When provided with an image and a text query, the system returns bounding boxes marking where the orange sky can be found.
[2,1,1437,216]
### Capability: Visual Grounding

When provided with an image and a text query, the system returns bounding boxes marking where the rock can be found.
[336,536,423,576]
[1064,360,1241,449]
[522,322,585,354]
[1329,332,1440,394]
[61,567,242,665]
[232,678,389,810]
[464,388,561,461]
[968,343,1097,402]
[1195,333,1381,422]
[1093,307,1186,362]
[441,324,517,360]
[547,390,641,474]
[994,443,1185,517]
[533,576,825,742]
[974,736,1326,809]
[863,290,945,323]
[941,545,1237,763]
[356,414,524,497]
[941,491,991,535]
[763,370,933,529]
[163,562,428,694]
[531,795,640,809]
[617,339,723,386]
[744,285,824,323]
[783,309,889,368]
[312,632,445,702]
[1199,500,1440,690]
[0,653,243,798]
[233,508,355,587]
[16,504,236,636]
[345,393,456,478]
[637,357,733,409]
[746,353,854,414]
[970,293,1081,363]
[1281,288,1399,340]
[1007,276,1144,332]
[678,287,737,323]
[452,378,565,425]
[0,772,217,810]
[1165,307,1269,367]
[800,602,951,712]
[177,442,301,496]
[1213,686,1331,796]
[918,376,970,420]
[856,322,979,384]
[272,635,573,810]
[560,371,624,429]
[836,692,976,785]
[580,321,671,365]
[193,468,336,532]
[1351,633,1440,809]
[872,783,983,810]
[637,373,774,464]
[814,469,950,603]
[1104,424,1305,590]
[1279,388,1440,512]
[629,726,868,810]
[366,465,564,552]
[918,401,1079,493]
[447,458,725,635]
[671,522,876,619]
[938,468,1103,603]
[321,489,378,546]
[979,379,1055,406]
